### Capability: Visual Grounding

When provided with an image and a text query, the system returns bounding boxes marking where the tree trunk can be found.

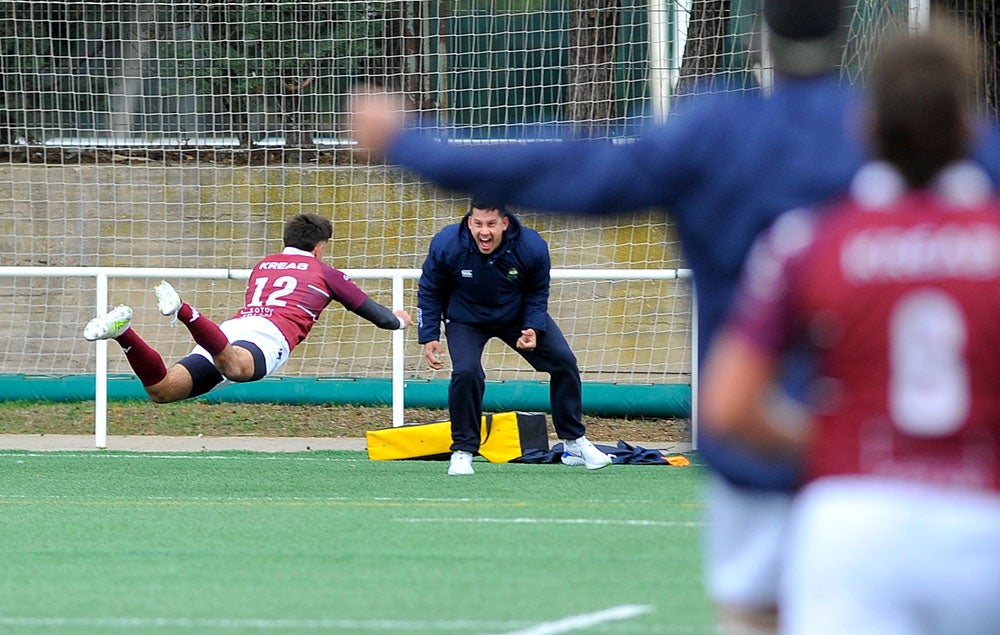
[565,0,621,137]
[943,1,999,117]
[110,3,154,135]
[675,0,730,98]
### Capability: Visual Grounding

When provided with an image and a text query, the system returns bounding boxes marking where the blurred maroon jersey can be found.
[731,164,1000,492]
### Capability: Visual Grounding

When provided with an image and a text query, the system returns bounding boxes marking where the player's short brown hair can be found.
[283,213,333,251]
[870,25,977,186]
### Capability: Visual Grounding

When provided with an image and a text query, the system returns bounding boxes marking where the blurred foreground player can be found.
[703,28,1000,635]
[350,1,1000,631]
[84,213,412,403]
[352,1,857,632]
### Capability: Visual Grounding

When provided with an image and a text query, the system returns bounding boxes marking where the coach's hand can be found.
[516,328,537,351]
[424,341,445,370]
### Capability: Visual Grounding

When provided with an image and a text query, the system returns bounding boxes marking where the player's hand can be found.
[394,309,413,328]
[516,328,537,350]
[423,341,445,370]
[348,84,408,161]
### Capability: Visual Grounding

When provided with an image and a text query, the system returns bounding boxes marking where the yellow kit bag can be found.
[366,411,549,463]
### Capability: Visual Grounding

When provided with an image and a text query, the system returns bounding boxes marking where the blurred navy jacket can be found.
[391,73,1000,490]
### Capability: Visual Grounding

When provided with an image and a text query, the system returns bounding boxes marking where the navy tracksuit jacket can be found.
[417,209,585,453]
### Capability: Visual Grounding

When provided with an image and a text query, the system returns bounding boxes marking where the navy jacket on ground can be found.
[417,209,550,344]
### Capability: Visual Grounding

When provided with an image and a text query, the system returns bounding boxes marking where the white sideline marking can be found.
[0,494,481,504]
[490,604,652,635]
[396,517,704,528]
[0,616,533,630]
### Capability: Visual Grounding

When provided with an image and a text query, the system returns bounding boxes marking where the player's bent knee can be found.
[140,365,196,404]
[176,354,224,398]
[220,367,256,383]
[227,340,267,382]
[144,384,183,404]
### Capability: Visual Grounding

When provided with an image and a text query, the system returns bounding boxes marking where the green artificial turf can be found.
[0,451,712,634]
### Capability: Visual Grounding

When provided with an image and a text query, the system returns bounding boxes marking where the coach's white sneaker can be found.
[154,280,182,317]
[562,436,612,470]
[83,305,133,341]
[560,451,586,467]
[448,450,475,476]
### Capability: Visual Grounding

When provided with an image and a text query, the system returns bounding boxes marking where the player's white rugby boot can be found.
[154,280,182,317]
[448,450,475,476]
[561,435,613,470]
[83,305,134,341]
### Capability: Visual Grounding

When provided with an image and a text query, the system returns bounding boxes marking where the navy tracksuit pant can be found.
[445,315,585,453]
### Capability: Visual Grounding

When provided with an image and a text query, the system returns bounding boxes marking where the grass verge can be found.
[0,400,690,443]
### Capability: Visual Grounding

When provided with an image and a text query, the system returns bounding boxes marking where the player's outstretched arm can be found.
[352,297,411,330]
[393,309,414,328]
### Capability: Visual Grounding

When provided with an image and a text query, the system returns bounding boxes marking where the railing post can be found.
[392,273,405,427]
[94,272,109,449]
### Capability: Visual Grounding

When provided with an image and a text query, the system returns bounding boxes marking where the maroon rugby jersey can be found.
[235,247,368,350]
[731,163,1000,492]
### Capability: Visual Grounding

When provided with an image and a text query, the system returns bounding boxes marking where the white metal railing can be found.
[0,266,695,449]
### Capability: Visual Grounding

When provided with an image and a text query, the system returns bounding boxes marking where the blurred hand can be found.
[516,328,537,350]
[394,309,413,328]
[423,340,445,370]
[349,85,408,161]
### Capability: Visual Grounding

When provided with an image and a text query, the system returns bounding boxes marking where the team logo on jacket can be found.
[507,268,519,280]
[461,269,473,277]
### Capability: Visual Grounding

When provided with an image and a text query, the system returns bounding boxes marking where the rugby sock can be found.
[115,328,168,386]
[177,303,229,357]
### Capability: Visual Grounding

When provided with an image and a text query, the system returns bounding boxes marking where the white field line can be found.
[396,517,704,528]
[490,604,652,635]
[0,494,483,503]
[0,616,533,631]
[0,606,656,633]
